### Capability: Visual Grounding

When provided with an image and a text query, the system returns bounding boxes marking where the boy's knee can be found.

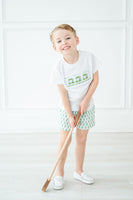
[76,134,87,145]
[61,135,72,146]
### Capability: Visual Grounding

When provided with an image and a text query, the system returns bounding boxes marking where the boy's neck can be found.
[63,50,79,64]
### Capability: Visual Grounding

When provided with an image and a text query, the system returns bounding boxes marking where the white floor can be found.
[0,132,133,200]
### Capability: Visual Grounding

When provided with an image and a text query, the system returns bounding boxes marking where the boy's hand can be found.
[79,99,89,116]
[68,114,76,129]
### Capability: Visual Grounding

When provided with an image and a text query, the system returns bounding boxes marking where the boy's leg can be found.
[56,130,72,177]
[75,128,89,175]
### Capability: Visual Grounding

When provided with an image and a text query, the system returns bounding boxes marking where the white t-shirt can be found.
[50,50,101,111]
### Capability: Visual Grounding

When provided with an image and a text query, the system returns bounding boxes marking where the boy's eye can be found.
[66,37,70,40]
[57,40,61,43]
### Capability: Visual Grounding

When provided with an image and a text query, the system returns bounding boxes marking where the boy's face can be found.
[52,29,79,55]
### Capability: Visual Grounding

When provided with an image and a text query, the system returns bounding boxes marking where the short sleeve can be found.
[49,62,64,85]
[91,53,102,74]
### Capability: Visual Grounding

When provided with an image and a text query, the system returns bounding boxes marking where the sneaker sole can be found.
[74,177,95,184]
[53,185,64,190]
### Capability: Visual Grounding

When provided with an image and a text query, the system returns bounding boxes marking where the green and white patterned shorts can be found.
[58,106,95,131]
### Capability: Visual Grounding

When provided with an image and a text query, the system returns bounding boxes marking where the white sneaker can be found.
[53,176,64,190]
[73,171,95,184]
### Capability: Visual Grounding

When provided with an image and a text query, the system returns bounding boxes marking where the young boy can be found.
[50,24,100,190]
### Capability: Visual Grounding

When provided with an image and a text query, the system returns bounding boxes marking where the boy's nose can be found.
[62,40,67,44]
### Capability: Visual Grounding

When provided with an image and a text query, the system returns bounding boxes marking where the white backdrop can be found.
[0,0,133,133]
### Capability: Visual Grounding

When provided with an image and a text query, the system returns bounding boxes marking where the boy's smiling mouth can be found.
[62,46,71,50]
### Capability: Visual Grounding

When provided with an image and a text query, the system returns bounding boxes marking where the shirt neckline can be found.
[62,50,81,65]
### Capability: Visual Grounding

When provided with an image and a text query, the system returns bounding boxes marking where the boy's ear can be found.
[76,36,80,45]
[53,44,57,51]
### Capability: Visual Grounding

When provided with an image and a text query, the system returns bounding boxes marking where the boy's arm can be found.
[79,71,99,115]
[57,84,75,128]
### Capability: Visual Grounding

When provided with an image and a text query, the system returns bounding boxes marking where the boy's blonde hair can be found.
[50,24,77,44]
